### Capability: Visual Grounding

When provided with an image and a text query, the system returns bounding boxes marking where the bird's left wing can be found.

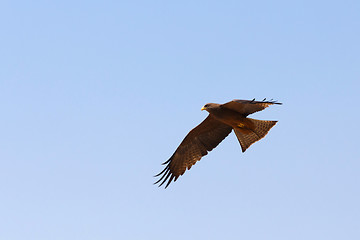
[155,115,232,188]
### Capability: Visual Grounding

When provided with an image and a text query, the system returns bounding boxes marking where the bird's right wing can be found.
[154,115,232,188]
[222,99,282,116]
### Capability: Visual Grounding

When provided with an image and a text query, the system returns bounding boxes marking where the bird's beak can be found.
[201,106,206,111]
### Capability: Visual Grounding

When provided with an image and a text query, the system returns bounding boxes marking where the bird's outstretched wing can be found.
[222,99,282,116]
[155,115,232,188]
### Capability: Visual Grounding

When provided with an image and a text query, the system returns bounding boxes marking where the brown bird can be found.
[155,99,282,188]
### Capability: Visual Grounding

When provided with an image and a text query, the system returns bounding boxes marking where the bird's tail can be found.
[234,118,277,152]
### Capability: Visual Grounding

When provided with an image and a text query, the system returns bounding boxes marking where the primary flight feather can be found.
[155,98,282,188]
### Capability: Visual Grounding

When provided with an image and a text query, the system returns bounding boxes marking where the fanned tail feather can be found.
[234,118,277,152]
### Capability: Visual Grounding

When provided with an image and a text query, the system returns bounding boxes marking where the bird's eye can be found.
[204,104,209,107]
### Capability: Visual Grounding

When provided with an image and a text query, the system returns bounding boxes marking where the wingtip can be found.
[265,99,282,105]
[162,159,171,165]
[256,98,283,105]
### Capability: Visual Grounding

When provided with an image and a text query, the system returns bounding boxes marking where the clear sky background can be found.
[1,1,359,239]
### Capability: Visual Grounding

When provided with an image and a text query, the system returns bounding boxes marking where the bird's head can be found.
[201,103,219,112]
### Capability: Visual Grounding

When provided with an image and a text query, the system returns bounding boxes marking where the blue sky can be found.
[1,1,359,239]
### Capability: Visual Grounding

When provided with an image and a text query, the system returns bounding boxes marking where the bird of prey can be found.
[155,99,282,188]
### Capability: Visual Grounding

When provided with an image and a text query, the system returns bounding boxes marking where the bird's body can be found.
[155,99,282,188]
[206,105,251,130]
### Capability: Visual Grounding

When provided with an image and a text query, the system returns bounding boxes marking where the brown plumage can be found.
[155,99,282,188]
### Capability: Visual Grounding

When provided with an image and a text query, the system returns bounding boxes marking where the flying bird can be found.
[155,99,282,188]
